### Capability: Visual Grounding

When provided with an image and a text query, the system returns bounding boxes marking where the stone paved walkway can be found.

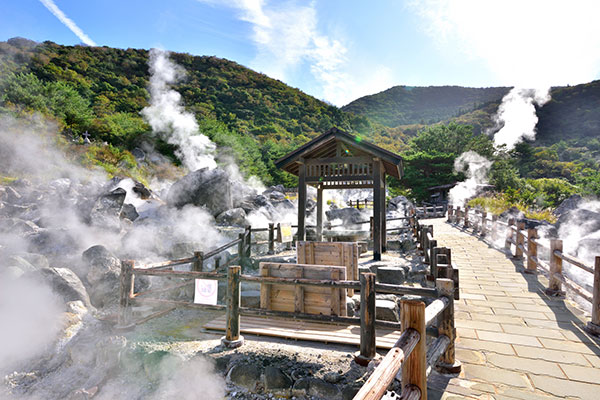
[425,218,600,400]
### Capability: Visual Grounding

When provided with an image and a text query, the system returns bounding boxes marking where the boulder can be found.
[27,228,79,256]
[90,188,126,231]
[120,203,139,222]
[376,267,406,285]
[216,208,248,227]
[13,252,49,269]
[6,255,39,272]
[0,217,40,236]
[557,209,600,237]
[167,168,233,215]
[388,195,414,214]
[375,299,399,322]
[263,366,293,391]
[227,363,261,391]
[499,206,525,221]
[132,181,151,199]
[553,194,583,217]
[326,208,364,225]
[35,267,92,309]
[82,245,121,308]
[293,377,341,400]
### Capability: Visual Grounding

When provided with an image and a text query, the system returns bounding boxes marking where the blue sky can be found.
[2,1,600,106]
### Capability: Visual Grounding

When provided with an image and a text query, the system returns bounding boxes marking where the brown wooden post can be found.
[514,222,525,260]
[297,158,307,241]
[480,211,487,236]
[118,260,134,327]
[238,232,245,263]
[355,272,377,366]
[268,223,275,255]
[192,251,204,272]
[431,246,440,280]
[447,205,453,222]
[505,218,515,251]
[382,178,387,253]
[436,279,461,373]
[369,216,374,240]
[585,257,600,336]
[245,225,252,260]
[546,239,564,296]
[316,185,323,242]
[454,206,460,224]
[401,299,426,399]
[373,158,382,261]
[214,257,221,270]
[525,228,538,274]
[463,206,470,228]
[222,265,244,348]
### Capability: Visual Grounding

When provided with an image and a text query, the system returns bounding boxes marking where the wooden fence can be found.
[348,199,374,209]
[415,204,447,219]
[447,204,600,336]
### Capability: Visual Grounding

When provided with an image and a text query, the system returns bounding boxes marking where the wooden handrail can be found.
[554,251,595,274]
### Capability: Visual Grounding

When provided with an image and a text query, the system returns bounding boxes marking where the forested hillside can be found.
[0,37,398,185]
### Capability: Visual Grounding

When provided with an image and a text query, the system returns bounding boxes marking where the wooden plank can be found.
[203,315,402,349]
[331,268,340,316]
[294,265,304,313]
[259,264,271,309]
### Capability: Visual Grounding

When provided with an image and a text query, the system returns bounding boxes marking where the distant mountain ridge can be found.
[342,85,511,127]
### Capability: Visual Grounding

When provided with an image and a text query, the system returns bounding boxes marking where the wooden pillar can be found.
[193,251,204,272]
[546,239,564,296]
[237,232,244,263]
[401,299,426,399]
[491,215,499,242]
[463,206,470,228]
[268,223,275,255]
[382,177,387,253]
[356,273,376,365]
[455,206,461,224]
[373,158,382,261]
[480,211,487,237]
[525,228,537,274]
[514,222,525,260]
[505,218,515,251]
[316,185,323,242]
[118,260,134,327]
[436,279,461,374]
[297,158,307,242]
[245,226,252,259]
[447,205,453,222]
[585,257,600,336]
[222,265,244,348]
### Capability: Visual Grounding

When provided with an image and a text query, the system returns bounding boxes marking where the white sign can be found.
[278,223,293,243]
[194,279,218,305]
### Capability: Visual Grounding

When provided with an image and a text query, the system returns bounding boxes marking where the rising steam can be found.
[448,151,492,206]
[141,48,217,171]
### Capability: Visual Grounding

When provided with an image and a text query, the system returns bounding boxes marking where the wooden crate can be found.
[259,262,347,316]
[297,241,359,296]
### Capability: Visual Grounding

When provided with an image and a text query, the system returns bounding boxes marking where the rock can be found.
[16,252,49,269]
[499,206,525,221]
[0,217,40,235]
[553,194,583,217]
[263,366,293,391]
[90,188,126,231]
[27,228,79,255]
[132,181,151,199]
[131,147,146,161]
[557,209,600,238]
[388,196,414,215]
[293,377,341,399]
[48,178,72,193]
[326,208,364,225]
[346,296,356,316]
[376,267,406,285]
[342,384,361,400]
[35,267,92,309]
[166,168,233,215]
[376,299,399,322]
[227,363,261,391]
[324,371,343,384]
[6,255,38,272]
[306,198,317,213]
[82,245,121,308]
[5,186,23,204]
[216,208,248,227]
[268,191,286,201]
[120,203,139,221]
[263,184,285,195]
[241,290,261,308]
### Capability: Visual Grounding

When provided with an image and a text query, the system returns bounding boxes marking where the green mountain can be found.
[0,38,393,186]
[342,85,510,127]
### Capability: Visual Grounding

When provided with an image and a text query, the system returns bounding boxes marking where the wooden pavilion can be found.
[275,127,404,261]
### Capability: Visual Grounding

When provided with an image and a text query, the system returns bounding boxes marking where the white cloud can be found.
[409,0,600,87]
[39,0,96,46]
[198,0,394,106]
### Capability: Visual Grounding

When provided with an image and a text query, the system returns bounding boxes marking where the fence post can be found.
[514,222,525,260]
[480,211,487,237]
[245,225,252,259]
[585,257,600,336]
[268,222,275,255]
[546,239,564,296]
[118,260,134,327]
[356,272,376,366]
[222,265,244,348]
[525,228,538,274]
[505,218,515,251]
[491,215,498,242]
[463,206,470,228]
[400,299,426,398]
[436,279,461,374]
[447,205,453,222]
[193,251,204,272]
[238,232,245,264]
[427,238,437,266]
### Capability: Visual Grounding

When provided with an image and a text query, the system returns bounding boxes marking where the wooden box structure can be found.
[259,262,347,316]
[297,241,359,296]
[275,127,403,261]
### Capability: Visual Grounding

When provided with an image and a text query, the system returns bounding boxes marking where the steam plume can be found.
[141,49,217,171]
[449,151,492,206]
[39,0,97,46]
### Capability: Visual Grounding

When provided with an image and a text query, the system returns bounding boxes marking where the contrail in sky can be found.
[39,0,96,46]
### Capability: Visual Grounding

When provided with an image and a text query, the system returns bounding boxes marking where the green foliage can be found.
[83,143,148,185]
[468,195,557,222]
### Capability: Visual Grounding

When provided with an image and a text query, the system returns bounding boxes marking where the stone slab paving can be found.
[425,218,600,400]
